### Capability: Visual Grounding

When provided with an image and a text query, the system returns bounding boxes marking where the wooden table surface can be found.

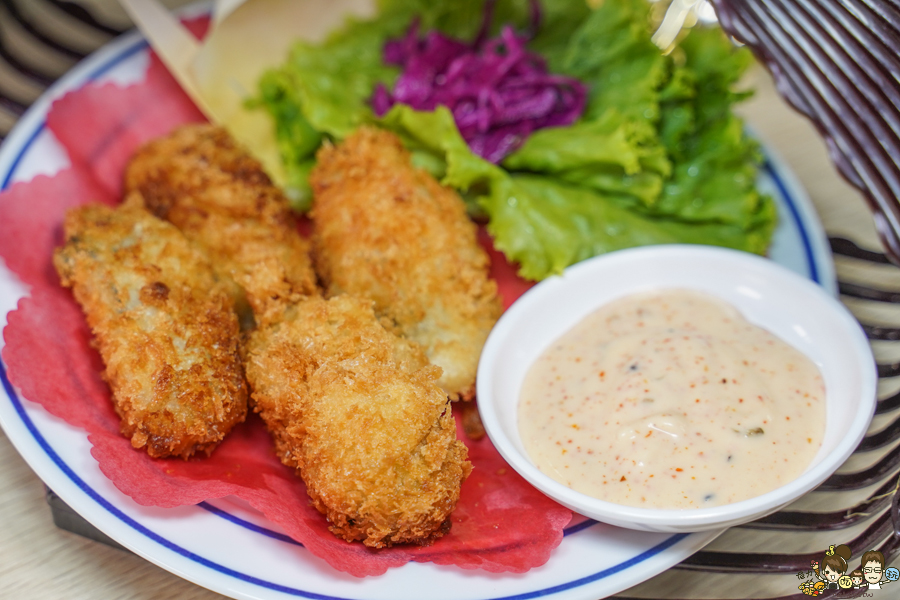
[0,9,897,599]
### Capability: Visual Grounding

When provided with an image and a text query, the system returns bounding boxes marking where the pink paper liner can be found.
[0,17,571,578]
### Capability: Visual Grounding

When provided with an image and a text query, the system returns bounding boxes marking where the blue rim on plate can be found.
[0,25,833,600]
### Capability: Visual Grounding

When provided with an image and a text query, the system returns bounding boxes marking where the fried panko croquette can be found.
[310,127,502,400]
[245,294,471,547]
[123,124,474,544]
[53,198,248,458]
[124,124,317,325]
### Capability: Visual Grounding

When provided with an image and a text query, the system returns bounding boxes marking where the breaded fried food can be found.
[124,124,317,325]
[53,198,248,458]
[245,294,471,547]
[310,127,502,400]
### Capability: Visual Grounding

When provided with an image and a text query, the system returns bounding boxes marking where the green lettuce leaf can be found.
[650,27,770,228]
[503,109,664,177]
[482,174,775,280]
[254,0,776,281]
[378,104,495,190]
[378,0,534,40]
[282,19,402,138]
[379,104,773,280]
[501,108,670,207]
[253,12,406,206]
[561,0,668,142]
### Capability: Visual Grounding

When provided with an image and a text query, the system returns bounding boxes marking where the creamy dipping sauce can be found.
[518,289,825,509]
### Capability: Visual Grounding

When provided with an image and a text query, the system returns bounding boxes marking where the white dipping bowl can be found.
[477,244,876,533]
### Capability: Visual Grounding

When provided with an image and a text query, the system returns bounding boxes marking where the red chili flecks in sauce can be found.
[518,290,825,509]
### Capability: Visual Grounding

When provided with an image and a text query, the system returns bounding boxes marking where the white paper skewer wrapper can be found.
[118,0,375,186]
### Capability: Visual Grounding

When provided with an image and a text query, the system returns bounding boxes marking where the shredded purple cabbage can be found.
[372,11,587,164]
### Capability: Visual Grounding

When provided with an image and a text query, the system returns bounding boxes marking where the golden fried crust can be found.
[124,124,318,325]
[245,295,471,547]
[53,200,248,458]
[310,127,502,400]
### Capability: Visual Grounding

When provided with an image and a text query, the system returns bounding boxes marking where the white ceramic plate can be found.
[0,24,835,600]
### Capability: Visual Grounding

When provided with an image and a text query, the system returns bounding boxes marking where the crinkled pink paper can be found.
[0,18,571,577]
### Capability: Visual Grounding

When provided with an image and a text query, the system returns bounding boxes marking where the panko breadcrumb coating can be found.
[122,124,473,545]
[310,127,502,400]
[53,198,248,458]
[245,294,471,547]
[124,123,317,326]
